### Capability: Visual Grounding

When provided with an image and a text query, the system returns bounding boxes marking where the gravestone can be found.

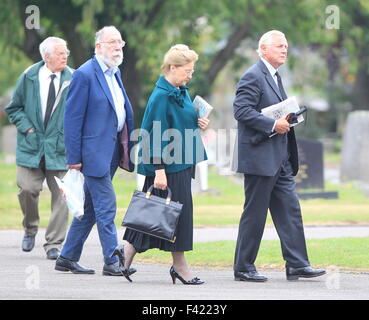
[341,111,369,183]
[295,138,338,199]
[1,125,16,163]
[296,138,324,189]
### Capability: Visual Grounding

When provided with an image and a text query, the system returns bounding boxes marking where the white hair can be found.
[95,26,121,44]
[39,37,67,61]
[256,30,285,57]
[94,26,121,54]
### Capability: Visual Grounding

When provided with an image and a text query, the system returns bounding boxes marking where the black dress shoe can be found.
[46,248,60,260]
[103,262,129,277]
[22,235,35,252]
[55,256,95,274]
[286,266,326,280]
[102,263,136,277]
[127,267,137,276]
[234,270,268,282]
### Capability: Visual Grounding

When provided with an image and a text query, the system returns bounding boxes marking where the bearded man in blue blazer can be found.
[233,30,326,282]
[55,26,134,276]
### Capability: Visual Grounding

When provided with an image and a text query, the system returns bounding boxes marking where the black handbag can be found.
[122,185,183,243]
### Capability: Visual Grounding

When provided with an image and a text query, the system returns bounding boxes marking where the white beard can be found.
[100,47,123,68]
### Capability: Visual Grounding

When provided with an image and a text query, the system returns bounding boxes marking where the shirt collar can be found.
[261,57,278,77]
[40,64,61,80]
[95,55,119,77]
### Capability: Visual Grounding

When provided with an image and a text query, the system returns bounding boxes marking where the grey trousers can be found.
[16,165,69,252]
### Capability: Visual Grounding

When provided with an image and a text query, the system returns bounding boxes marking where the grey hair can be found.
[256,30,285,57]
[95,26,121,44]
[39,37,67,60]
[94,26,121,54]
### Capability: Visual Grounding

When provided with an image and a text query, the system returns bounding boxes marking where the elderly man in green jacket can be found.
[5,36,73,260]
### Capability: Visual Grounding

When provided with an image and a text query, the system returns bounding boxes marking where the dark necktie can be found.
[275,71,287,100]
[44,74,56,128]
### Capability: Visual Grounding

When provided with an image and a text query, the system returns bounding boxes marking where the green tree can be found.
[306,0,369,111]
[1,0,356,128]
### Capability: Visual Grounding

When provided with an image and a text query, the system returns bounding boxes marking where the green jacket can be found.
[5,61,73,170]
[137,76,207,176]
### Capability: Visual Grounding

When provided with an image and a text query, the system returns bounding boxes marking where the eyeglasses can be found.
[181,67,195,75]
[99,40,126,48]
[53,50,70,57]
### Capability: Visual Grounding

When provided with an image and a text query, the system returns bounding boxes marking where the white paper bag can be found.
[55,169,85,220]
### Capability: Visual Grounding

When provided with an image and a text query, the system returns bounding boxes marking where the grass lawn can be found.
[1,157,369,228]
[134,237,369,271]
[1,156,368,271]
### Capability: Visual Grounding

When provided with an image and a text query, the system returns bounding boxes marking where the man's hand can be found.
[198,117,210,130]
[274,118,290,134]
[68,163,82,171]
[154,169,167,190]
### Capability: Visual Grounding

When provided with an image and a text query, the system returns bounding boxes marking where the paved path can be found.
[1,227,369,300]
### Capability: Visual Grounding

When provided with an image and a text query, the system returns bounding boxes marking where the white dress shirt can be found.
[39,65,61,121]
[261,57,279,87]
[260,57,279,133]
[96,55,126,132]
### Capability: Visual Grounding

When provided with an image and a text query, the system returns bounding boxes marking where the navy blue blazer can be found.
[64,56,134,177]
[233,59,298,176]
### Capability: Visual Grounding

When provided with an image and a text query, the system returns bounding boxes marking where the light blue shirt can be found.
[96,55,126,132]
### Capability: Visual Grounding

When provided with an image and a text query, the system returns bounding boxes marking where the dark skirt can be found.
[123,166,195,253]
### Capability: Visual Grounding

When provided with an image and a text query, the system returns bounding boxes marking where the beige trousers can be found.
[16,165,69,252]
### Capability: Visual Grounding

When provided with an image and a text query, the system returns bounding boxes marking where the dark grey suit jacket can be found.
[233,59,298,176]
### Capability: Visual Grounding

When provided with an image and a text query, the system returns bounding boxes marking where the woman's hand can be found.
[154,169,167,190]
[198,117,210,130]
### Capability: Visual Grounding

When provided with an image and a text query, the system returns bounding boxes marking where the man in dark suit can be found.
[55,26,135,276]
[233,30,325,282]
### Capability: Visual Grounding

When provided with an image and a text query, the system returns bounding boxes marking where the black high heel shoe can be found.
[110,244,132,282]
[169,266,204,285]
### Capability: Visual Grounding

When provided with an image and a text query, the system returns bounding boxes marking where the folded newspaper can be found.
[261,96,304,126]
[193,95,213,118]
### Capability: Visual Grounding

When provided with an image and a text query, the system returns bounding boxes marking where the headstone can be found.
[295,138,338,199]
[296,138,324,189]
[341,111,369,183]
[1,125,16,154]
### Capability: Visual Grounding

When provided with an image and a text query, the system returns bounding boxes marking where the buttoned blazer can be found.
[233,59,298,176]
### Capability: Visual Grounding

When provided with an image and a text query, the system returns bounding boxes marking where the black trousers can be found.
[234,160,310,272]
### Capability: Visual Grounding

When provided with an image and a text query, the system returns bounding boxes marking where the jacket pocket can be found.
[56,130,66,154]
[18,131,39,153]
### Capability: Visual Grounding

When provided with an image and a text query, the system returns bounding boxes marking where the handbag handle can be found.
[145,185,172,205]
